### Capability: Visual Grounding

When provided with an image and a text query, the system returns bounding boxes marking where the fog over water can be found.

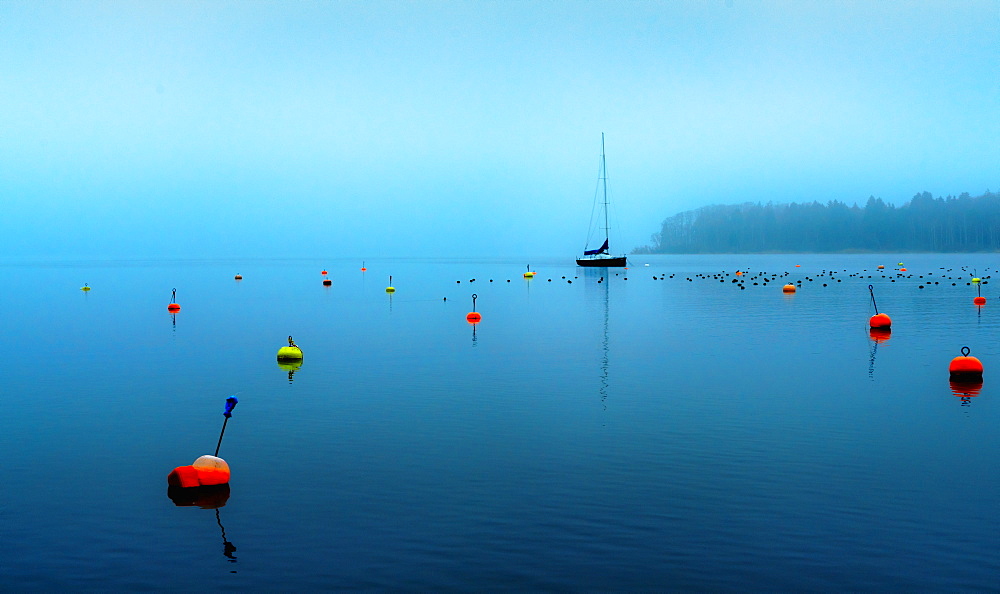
[1,0,997,259]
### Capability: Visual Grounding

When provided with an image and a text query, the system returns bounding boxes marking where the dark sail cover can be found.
[584,239,609,255]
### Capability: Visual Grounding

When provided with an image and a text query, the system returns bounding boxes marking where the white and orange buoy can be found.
[949,346,983,379]
[167,396,238,488]
[782,284,796,293]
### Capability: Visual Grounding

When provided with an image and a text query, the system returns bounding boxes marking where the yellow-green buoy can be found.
[81,284,91,291]
[277,335,303,360]
[972,277,980,283]
[386,275,395,293]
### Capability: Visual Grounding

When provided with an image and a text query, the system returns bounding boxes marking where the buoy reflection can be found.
[168,483,230,509]
[950,379,983,407]
[277,359,302,382]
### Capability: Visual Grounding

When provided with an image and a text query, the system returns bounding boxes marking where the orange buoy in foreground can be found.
[869,313,892,328]
[466,293,481,323]
[974,296,986,305]
[167,288,181,311]
[949,346,983,379]
[782,284,796,293]
[168,455,231,488]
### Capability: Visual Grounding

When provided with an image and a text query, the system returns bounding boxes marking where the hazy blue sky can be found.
[2,0,997,259]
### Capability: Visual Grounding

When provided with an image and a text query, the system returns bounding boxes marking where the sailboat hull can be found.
[576,256,627,267]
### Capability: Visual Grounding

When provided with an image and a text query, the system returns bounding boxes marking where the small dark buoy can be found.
[949,346,983,379]
[234,274,242,280]
[323,278,332,286]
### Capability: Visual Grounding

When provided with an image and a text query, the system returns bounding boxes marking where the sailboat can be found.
[577,133,627,267]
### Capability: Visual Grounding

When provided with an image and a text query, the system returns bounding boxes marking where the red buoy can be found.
[949,346,983,379]
[466,312,481,323]
[869,313,892,328]
[167,455,230,488]
[321,270,327,275]
[974,296,986,305]
[168,303,181,312]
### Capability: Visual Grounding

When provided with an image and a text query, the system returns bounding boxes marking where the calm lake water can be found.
[1,254,998,591]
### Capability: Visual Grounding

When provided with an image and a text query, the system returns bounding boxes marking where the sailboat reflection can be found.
[867,327,891,379]
[167,484,237,564]
[949,379,983,407]
[583,268,610,407]
[277,359,302,382]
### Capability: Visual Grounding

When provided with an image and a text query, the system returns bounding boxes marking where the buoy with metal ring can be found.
[277,335,303,360]
[167,288,181,312]
[868,285,891,328]
[949,346,983,379]
[466,293,481,323]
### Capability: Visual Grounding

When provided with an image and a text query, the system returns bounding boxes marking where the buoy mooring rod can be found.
[471,293,478,312]
[172,288,177,302]
[215,396,239,457]
[869,284,879,315]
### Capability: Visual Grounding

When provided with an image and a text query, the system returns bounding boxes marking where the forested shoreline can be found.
[635,190,1000,254]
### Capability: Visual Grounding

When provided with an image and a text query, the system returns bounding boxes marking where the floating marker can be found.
[168,288,181,312]
[323,278,332,286]
[974,277,986,304]
[277,335,303,360]
[167,396,238,488]
[868,285,891,328]
[524,265,535,278]
[466,293,481,323]
[948,346,983,379]
[321,270,327,275]
[974,296,986,305]
[234,274,242,280]
[900,268,907,272]
[81,283,91,291]
[877,265,885,270]
[782,284,796,293]
[386,275,395,293]
[361,261,367,272]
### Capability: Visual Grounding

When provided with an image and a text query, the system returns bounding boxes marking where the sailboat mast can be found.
[601,132,609,249]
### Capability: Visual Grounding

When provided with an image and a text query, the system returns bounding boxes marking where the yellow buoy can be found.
[386,275,395,292]
[972,277,980,283]
[277,335,303,360]
[80,284,91,291]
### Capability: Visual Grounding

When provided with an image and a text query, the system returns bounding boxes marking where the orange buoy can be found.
[782,284,796,293]
[321,270,327,275]
[899,267,907,272]
[466,294,481,323]
[167,455,231,488]
[168,303,181,312]
[234,274,242,280]
[949,346,983,379]
[361,267,367,272]
[869,313,892,328]
[974,296,986,305]
[735,271,743,276]
[167,288,180,311]
[877,265,885,270]
[869,328,892,343]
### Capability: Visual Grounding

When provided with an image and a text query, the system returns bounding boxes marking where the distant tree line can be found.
[635,190,1000,253]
